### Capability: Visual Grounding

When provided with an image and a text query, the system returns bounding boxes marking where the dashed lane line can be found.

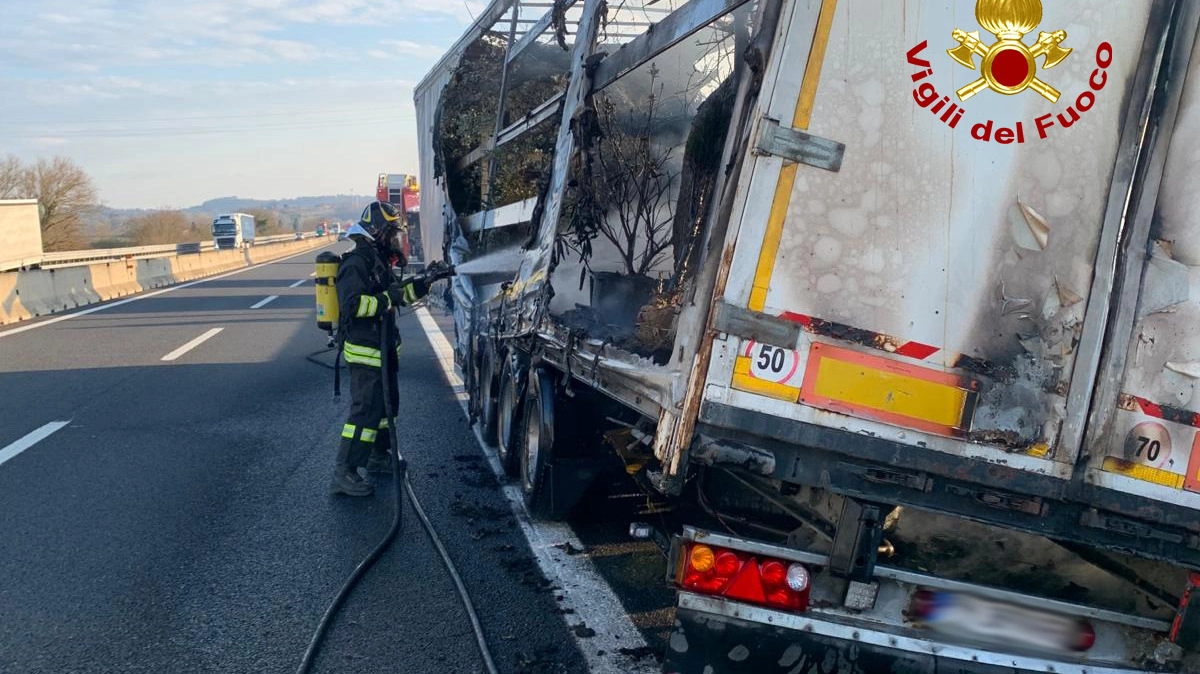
[288,279,307,288]
[250,295,279,309]
[0,421,70,469]
[414,307,656,674]
[161,328,224,362]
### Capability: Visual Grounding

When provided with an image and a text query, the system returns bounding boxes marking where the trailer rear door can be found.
[693,0,1200,558]
[1079,22,1200,522]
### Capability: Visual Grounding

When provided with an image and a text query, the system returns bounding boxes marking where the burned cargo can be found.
[414,0,1200,671]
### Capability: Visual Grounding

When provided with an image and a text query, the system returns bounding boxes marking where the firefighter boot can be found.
[331,438,374,497]
[366,450,392,474]
[366,432,392,474]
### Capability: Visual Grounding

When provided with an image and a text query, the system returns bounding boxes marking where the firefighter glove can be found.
[386,280,426,307]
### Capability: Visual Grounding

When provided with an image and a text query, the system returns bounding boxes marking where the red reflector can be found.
[723,558,768,604]
[714,551,741,577]
[761,560,786,587]
[767,589,793,606]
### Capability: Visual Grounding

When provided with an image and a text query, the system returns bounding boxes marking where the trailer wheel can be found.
[520,367,556,517]
[496,355,524,477]
[477,340,499,445]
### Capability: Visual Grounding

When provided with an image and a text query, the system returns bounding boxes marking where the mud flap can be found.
[536,457,602,520]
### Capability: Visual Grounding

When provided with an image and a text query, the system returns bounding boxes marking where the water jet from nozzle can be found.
[453,248,525,286]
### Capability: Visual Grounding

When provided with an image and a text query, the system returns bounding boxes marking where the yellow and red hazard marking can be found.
[780,312,941,361]
[798,343,977,438]
[1103,393,1200,493]
[730,313,980,439]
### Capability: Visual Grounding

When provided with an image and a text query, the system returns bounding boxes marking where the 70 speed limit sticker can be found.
[744,341,801,386]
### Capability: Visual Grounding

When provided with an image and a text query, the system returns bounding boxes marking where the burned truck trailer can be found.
[415,0,1200,671]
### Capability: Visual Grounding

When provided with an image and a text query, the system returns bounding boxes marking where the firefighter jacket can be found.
[336,237,410,367]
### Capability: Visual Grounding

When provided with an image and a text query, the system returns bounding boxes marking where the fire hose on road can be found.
[297,264,498,674]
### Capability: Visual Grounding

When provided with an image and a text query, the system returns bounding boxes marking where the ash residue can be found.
[557,306,637,347]
[450,498,513,524]
[456,458,501,489]
[513,645,568,673]
[555,304,673,364]
[970,354,1056,447]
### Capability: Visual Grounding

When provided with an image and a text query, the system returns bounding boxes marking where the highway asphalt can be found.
[0,245,650,673]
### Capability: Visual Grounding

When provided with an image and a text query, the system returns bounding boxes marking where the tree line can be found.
[1,155,97,251]
[2,155,295,252]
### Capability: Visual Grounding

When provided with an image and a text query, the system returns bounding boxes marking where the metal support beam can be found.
[593,0,751,90]
[454,140,494,172]
[484,1,524,205]
[507,0,581,64]
[496,92,565,146]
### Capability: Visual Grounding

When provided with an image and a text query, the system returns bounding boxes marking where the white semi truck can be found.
[211,213,255,250]
[416,0,1200,671]
[0,199,43,271]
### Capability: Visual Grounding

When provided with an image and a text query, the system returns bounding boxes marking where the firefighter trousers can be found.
[337,361,399,468]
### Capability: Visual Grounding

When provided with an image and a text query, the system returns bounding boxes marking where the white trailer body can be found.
[0,200,43,271]
[416,0,1200,670]
[211,213,255,249]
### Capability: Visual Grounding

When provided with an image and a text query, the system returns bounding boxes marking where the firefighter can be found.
[331,200,429,496]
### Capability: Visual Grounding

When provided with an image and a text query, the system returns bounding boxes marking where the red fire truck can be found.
[375,173,423,266]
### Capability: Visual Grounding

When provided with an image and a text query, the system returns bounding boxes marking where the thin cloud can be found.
[3,0,466,70]
[372,39,447,60]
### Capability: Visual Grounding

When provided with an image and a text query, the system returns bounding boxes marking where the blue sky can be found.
[0,0,482,208]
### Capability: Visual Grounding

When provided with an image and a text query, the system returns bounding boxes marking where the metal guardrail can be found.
[23,232,317,270]
[37,242,212,268]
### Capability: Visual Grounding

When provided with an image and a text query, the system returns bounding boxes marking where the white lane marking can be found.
[309,272,317,277]
[250,295,279,309]
[0,421,70,468]
[414,307,655,674]
[0,245,330,339]
[288,279,307,288]
[161,327,224,362]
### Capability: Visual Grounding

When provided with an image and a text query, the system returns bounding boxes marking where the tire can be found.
[496,356,524,477]
[478,341,499,445]
[520,367,556,518]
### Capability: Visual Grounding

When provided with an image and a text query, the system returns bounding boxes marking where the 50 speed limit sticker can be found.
[743,341,800,386]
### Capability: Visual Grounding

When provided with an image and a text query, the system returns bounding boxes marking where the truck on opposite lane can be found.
[211,213,255,250]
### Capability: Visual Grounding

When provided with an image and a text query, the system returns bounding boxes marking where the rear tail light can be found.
[678,543,811,612]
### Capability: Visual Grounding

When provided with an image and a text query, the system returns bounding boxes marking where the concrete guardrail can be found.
[25,232,316,271]
[0,236,333,325]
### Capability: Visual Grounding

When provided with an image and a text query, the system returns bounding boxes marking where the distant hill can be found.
[86,194,369,246]
[188,195,366,221]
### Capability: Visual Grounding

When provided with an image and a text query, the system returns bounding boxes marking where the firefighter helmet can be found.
[359,201,402,239]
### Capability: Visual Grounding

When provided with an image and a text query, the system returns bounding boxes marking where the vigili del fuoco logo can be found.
[907,0,1112,143]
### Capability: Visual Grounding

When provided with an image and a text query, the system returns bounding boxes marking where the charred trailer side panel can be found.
[414,0,1200,671]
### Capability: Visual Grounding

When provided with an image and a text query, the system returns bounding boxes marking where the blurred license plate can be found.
[923,591,1078,653]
